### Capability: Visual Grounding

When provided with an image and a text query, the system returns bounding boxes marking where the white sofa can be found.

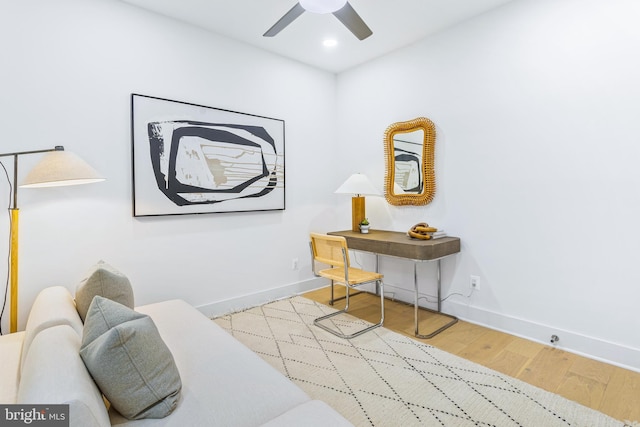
[0,286,352,427]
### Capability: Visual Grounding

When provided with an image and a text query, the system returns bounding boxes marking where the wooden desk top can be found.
[328,230,460,261]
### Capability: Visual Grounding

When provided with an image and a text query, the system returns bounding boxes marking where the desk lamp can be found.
[335,173,381,232]
[0,146,104,333]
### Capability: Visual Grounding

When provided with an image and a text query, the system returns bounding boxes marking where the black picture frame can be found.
[131,94,285,217]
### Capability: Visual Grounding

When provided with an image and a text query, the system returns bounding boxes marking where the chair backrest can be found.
[309,233,350,268]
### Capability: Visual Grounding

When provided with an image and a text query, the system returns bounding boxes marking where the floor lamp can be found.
[335,173,381,232]
[0,146,104,333]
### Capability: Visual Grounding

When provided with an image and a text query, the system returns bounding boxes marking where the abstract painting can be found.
[131,94,285,216]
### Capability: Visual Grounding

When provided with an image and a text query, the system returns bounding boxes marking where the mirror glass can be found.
[392,130,424,194]
[384,117,436,206]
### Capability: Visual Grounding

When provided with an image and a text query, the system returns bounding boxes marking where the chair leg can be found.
[329,281,363,306]
[314,280,385,339]
[330,280,334,305]
[379,279,385,325]
[344,282,350,311]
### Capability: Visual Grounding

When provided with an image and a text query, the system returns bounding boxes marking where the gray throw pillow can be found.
[75,260,134,322]
[79,296,182,420]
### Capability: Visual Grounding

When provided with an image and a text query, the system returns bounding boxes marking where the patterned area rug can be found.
[213,296,632,427]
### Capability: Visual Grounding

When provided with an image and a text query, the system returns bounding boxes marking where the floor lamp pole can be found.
[9,208,18,333]
[9,152,19,333]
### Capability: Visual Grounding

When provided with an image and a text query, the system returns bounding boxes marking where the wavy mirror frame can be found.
[384,117,436,206]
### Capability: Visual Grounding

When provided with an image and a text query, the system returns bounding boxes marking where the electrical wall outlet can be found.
[470,275,480,290]
[291,258,299,270]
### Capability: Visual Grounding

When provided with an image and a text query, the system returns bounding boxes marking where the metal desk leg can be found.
[375,254,380,295]
[414,259,458,339]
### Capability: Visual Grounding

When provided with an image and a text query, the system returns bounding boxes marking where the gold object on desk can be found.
[328,229,460,339]
[408,222,438,240]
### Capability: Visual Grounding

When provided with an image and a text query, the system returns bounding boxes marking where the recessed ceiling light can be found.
[323,39,338,47]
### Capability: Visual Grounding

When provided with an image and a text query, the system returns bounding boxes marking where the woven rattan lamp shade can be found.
[20,150,104,188]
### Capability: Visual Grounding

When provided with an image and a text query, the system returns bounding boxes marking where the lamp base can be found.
[351,196,365,232]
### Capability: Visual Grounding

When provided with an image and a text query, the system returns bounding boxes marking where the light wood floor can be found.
[303,286,640,424]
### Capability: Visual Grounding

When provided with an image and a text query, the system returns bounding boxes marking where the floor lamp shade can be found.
[0,146,104,333]
[21,150,105,188]
[335,173,381,232]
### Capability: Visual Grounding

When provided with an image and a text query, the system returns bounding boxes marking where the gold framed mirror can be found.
[384,117,436,206]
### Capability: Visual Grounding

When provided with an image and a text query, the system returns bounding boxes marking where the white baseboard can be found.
[445,300,640,374]
[356,283,640,373]
[197,279,640,373]
[196,277,326,318]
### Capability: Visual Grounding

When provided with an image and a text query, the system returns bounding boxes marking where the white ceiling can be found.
[120,0,514,73]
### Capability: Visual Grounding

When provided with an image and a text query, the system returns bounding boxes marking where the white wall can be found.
[337,0,640,371]
[0,0,347,332]
[2,0,638,373]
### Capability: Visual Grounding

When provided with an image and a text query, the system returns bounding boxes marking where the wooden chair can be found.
[309,232,384,338]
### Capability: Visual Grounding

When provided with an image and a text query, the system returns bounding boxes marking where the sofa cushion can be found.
[20,286,84,373]
[75,260,134,322]
[260,400,353,426]
[80,296,181,420]
[17,325,110,427]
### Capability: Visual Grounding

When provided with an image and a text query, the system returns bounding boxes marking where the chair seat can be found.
[318,267,382,285]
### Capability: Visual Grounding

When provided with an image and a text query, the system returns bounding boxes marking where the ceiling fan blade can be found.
[264,2,305,37]
[332,2,372,40]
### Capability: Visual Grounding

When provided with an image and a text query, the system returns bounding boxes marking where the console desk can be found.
[328,230,461,339]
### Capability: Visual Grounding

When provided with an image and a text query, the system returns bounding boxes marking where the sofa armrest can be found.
[17,325,110,427]
[20,286,83,372]
[0,331,25,403]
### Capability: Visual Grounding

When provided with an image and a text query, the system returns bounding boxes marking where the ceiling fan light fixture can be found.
[323,38,338,47]
[299,0,347,14]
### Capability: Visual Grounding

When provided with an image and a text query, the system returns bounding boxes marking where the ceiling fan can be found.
[264,0,373,41]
